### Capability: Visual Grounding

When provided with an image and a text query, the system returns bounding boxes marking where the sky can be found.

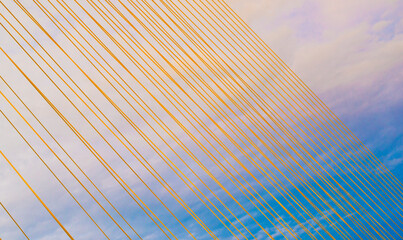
[0,0,402,239]
[231,0,403,174]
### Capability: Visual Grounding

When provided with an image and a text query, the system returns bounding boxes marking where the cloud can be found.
[231,0,403,107]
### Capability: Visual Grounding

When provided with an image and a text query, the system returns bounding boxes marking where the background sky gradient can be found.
[0,0,402,239]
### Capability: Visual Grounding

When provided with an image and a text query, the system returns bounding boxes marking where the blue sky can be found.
[0,0,402,239]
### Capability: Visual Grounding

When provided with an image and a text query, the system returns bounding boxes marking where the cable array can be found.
[0,0,402,239]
